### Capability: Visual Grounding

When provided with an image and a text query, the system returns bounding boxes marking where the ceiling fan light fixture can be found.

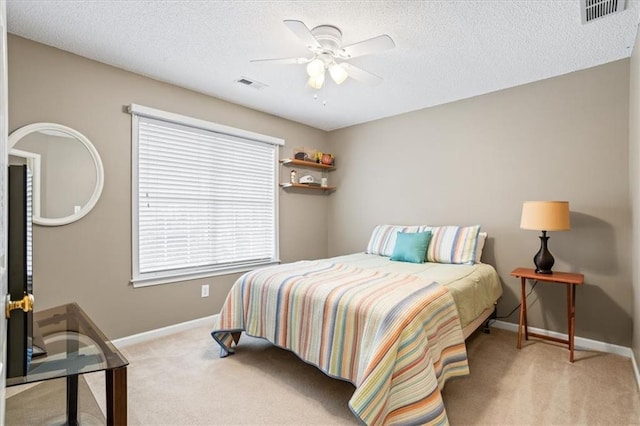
[306,58,325,77]
[254,20,394,90]
[329,63,348,84]
[308,73,325,89]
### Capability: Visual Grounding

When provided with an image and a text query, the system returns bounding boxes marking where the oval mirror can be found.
[8,123,104,226]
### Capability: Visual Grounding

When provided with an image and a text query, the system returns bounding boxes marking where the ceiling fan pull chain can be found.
[323,83,327,107]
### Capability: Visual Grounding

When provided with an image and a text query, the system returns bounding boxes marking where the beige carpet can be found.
[6,376,105,425]
[443,329,640,424]
[80,324,639,425]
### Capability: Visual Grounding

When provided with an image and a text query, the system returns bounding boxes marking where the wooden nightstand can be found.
[510,267,585,362]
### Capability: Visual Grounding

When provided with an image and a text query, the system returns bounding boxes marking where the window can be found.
[129,104,282,287]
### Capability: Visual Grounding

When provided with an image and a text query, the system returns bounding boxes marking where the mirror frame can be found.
[8,122,105,226]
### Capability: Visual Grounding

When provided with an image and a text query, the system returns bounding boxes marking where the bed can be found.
[211,225,502,425]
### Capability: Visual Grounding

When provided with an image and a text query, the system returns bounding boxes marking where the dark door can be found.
[6,165,33,378]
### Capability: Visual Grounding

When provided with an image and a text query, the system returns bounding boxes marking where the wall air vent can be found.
[581,0,626,24]
[235,76,267,90]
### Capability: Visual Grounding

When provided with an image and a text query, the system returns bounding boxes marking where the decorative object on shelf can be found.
[251,20,395,89]
[299,175,315,184]
[321,153,334,165]
[520,201,570,274]
[314,151,323,163]
[293,146,316,162]
[294,151,309,161]
[290,169,297,183]
[321,177,328,187]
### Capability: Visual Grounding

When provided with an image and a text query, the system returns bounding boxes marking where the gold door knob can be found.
[6,294,34,319]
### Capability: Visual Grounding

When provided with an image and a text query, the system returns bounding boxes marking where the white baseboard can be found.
[112,314,216,348]
[492,320,634,358]
[114,316,633,358]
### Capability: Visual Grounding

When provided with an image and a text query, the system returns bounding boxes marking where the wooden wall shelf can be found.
[279,157,337,194]
[280,158,335,171]
[279,183,335,192]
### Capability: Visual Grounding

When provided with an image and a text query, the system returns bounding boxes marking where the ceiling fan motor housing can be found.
[311,25,343,54]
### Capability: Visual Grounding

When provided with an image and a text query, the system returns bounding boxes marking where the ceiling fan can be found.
[251,20,395,89]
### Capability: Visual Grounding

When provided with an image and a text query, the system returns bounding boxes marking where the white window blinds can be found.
[130,105,281,287]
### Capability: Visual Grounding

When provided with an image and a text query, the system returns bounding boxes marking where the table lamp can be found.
[520,201,570,274]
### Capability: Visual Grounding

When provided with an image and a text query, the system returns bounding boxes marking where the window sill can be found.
[131,260,281,288]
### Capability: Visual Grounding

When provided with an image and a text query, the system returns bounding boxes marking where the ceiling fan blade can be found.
[340,63,383,86]
[250,57,311,65]
[339,34,395,59]
[283,20,322,50]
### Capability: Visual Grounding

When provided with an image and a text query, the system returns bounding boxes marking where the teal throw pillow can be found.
[390,231,432,264]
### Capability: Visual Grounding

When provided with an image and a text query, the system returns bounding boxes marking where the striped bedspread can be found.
[211,260,469,425]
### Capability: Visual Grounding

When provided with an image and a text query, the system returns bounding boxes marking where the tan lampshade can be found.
[520,201,570,231]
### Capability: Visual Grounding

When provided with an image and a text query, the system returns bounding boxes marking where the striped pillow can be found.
[426,225,481,265]
[366,225,423,256]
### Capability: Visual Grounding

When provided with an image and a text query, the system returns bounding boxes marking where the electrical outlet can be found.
[201,284,209,298]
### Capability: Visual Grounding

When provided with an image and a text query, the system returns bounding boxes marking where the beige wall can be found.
[8,34,636,349]
[8,35,330,339]
[630,28,640,366]
[327,60,632,346]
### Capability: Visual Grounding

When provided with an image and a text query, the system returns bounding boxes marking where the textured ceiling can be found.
[6,1,640,131]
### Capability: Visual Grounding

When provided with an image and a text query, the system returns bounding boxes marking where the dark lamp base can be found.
[533,231,555,275]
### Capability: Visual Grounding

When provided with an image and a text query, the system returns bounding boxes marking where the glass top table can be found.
[6,302,128,425]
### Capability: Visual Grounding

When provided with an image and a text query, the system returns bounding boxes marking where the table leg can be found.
[106,366,127,425]
[568,284,576,362]
[67,374,79,426]
[65,308,80,426]
[517,277,527,349]
[523,277,529,341]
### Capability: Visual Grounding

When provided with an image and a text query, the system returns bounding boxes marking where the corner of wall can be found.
[630,16,640,393]
[633,350,640,391]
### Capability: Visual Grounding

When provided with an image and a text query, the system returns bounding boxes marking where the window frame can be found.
[129,104,282,287]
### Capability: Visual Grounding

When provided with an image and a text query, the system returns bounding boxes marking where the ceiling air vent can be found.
[235,77,267,90]
[581,0,626,24]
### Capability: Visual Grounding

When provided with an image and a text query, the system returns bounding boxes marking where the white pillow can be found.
[475,232,487,263]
